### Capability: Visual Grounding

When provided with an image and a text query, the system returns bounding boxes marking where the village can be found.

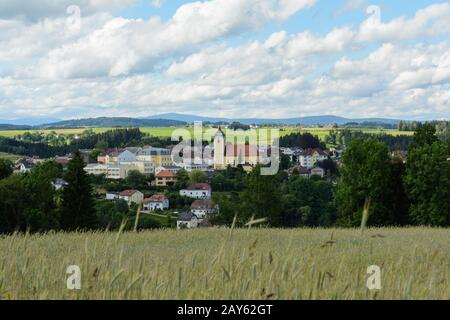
[11,128,342,230]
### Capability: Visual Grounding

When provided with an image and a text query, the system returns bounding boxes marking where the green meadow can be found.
[0,126,414,140]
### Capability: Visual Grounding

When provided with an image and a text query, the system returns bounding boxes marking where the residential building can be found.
[180,183,212,199]
[84,163,134,180]
[117,150,137,162]
[177,212,198,229]
[120,160,155,175]
[155,166,181,176]
[137,147,172,167]
[143,193,169,212]
[106,192,119,200]
[287,165,311,178]
[14,159,34,173]
[287,165,325,178]
[119,190,144,205]
[190,199,217,219]
[178,162,209,172]
[155,170,177,187]
[298,148,328,169]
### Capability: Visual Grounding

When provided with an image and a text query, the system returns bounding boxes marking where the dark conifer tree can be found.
[60,150,97,230]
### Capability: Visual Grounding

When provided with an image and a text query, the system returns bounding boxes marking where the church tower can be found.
[214,127,225,170]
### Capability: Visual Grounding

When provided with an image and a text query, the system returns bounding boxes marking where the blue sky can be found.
[0,0,449,120]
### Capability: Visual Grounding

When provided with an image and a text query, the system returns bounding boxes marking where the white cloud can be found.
[0,0,136,21]
[6,0,316,79]
[357,3,450,42]
[1,1,450,120]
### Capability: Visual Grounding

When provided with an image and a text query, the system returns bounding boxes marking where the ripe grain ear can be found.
[360,198,371,235]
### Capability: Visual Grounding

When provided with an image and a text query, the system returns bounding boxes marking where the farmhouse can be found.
[190,199,217,219]
[180,183,212,199]
[119,190,144,205]
[143,193,169,212]
[177,212,198,229]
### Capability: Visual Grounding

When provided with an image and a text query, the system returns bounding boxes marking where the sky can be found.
[0,0,449,120]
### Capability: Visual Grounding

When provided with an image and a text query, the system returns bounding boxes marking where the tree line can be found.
[213,124,449,228]
[325,129,413,150]
[0,128,162,158]
[279,132,324,149]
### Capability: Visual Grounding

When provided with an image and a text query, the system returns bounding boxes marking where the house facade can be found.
[190,199,217,219]
[155,170,177,187]
[143,193,169,211]
[136,147,172,167]
[85,163,134,179]
[180,183,212,199]
[177,212,198,229]
[155,166,181,176]
[298,148,328,169]
[119,190,144,205]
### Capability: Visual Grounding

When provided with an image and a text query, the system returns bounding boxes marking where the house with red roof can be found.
[155,170,177,187]
[143,193,169,212]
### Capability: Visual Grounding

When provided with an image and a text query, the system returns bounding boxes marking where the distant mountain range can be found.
[143,113,401,126]
[0,113,403,129]
[39,117,187,129]
[0,117,62,126]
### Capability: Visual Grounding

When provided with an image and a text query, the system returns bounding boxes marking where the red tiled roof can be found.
[144,193,167,203]
[119,190,140,197]
[156,170,177,178]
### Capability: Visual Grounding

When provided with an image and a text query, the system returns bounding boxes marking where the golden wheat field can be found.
[0,228,448,300]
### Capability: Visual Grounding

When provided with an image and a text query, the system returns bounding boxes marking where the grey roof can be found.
[177,212,198,222]
[138,147,171,156]
[191,199,214,210]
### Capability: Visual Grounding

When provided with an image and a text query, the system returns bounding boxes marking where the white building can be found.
[190,199,217,219]
[177,212,198,229]
[298,148,328,169]
[179,162,209,172]
[143,193,169,212]
[106,192,119,200]
[85,163,134,179]
[180,183,212,199]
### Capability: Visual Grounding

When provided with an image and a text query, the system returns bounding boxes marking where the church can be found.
[212,127,261,170]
